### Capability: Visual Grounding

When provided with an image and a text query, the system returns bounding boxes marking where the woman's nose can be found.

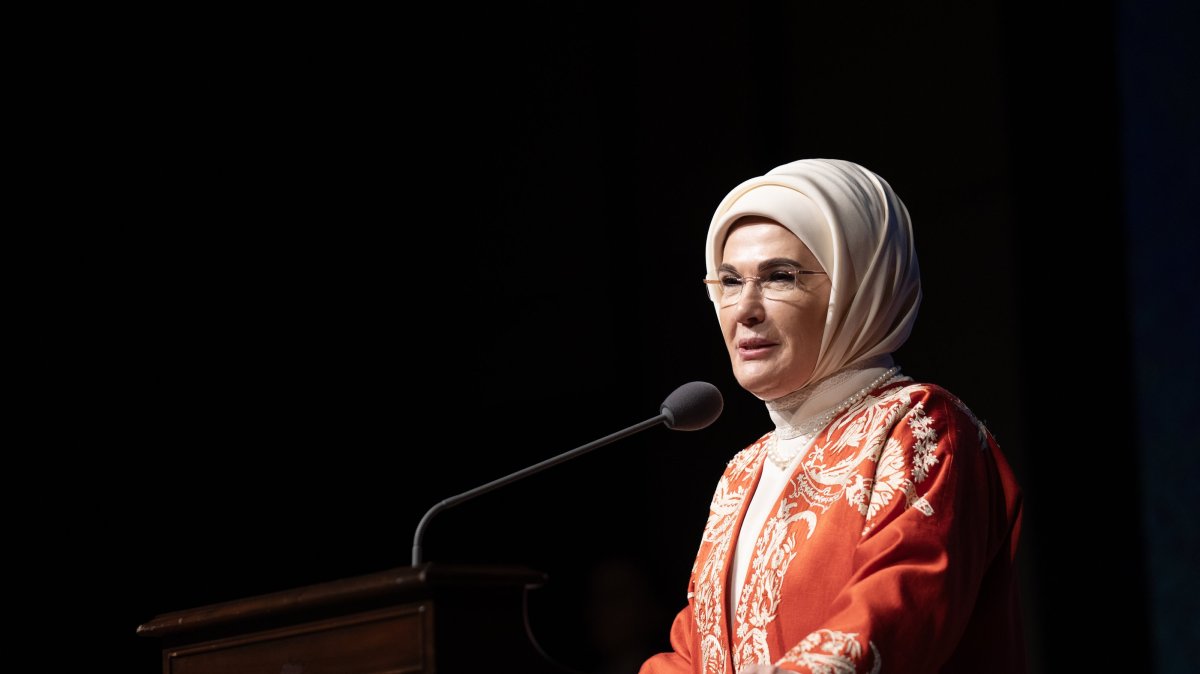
[730,285,766,324]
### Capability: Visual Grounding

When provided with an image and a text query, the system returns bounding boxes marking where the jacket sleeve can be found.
[639,602,696,674]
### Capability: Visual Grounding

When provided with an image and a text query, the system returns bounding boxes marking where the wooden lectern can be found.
[136,563,580,674]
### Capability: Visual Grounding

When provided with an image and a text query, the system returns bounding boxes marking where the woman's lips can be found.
[737,338,776,359]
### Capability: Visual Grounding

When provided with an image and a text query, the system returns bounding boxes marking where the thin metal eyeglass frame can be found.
[702,268,827,306]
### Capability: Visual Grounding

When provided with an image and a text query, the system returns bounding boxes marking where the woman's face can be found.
[715,218,831,400]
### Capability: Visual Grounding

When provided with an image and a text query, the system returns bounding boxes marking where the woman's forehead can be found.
[720,220,817,266]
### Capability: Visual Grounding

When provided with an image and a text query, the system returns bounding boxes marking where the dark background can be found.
[83,2,1196,672]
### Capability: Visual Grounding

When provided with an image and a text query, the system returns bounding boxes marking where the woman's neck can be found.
[766,354,897,438]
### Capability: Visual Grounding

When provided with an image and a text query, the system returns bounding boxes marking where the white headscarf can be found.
[704,158,922,390]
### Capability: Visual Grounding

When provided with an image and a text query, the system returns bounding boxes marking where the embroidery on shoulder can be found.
[852,436,907,523]
[908,401,940,483]
[951,396,991,450]
[857,401,938,535]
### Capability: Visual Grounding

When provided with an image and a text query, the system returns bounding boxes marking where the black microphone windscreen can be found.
[660,381,724,431]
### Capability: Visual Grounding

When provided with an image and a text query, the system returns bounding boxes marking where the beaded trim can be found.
[765,366,902,470]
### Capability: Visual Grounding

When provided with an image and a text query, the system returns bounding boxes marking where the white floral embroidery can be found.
[695,534,730,673]
[704,476,746,543]
[781,629,881,674]
[859,396,940,534]
[693,438,769,674]
[908,402,940,483]
[861,436,910,527]
[729,440,764,476]
[735,497,815,667]
[844,473,870,515]
[700,634,725,674]
[910,495,934,516]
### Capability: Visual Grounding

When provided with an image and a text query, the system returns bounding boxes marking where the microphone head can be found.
[660,381,724,431]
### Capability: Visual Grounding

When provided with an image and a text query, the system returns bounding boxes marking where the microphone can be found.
[410,381,723,566]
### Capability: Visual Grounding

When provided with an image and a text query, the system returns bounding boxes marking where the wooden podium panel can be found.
[160,604,428,674]
[137,564,577,674]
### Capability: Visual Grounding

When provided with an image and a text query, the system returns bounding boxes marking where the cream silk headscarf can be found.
[704,158,922,392]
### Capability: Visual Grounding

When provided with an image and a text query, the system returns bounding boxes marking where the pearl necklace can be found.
[765,365,902,470]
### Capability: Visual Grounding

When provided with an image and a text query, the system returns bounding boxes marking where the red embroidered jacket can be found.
[640,380,1025,674]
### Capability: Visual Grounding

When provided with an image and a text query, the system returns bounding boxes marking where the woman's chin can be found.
[736,376,785,401]
[735,366,809,402]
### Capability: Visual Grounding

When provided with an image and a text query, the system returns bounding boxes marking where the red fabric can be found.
[640,381,1025,674]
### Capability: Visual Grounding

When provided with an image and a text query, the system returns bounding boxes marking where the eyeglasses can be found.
[703,263,827,306]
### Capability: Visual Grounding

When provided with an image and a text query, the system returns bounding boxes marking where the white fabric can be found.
[704,158,922,390]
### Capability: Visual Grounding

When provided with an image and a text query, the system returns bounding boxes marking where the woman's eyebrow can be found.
[718,257,804,273]
[758,257,803,269]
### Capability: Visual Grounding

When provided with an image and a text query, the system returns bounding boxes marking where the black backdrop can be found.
[101,2,1198,673]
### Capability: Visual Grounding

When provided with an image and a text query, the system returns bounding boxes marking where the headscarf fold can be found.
[704,158,922,390]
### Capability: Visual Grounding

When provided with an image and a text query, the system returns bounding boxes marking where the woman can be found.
[640,159,1025,674]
